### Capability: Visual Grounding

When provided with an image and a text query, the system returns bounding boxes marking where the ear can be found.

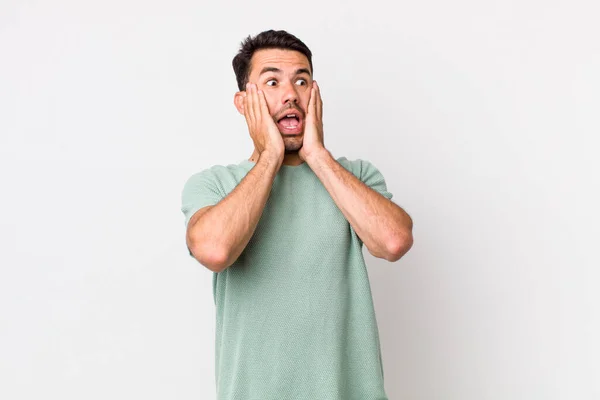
[234,91,245,115]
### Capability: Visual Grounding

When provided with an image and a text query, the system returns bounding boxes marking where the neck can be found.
[248,150,305,166]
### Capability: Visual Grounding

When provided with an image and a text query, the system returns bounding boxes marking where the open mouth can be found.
[276,111,304,135]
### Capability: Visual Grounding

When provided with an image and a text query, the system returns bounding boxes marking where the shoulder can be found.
[183,161,249,186]
[336,156,393,199]
[335,156,382,179]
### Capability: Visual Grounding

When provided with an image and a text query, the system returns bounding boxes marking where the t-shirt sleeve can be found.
[181,168,225,258]
[181,168,224,228]
[358,159,393,200]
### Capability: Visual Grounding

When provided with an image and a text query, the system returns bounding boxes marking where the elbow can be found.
[192,244,230,273]
[187,236,231,273]
[385,232,414,262]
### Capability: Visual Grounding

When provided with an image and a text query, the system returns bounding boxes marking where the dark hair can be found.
[232,30,313,91]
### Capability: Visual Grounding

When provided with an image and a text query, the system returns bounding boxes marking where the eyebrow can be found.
[258,67,312,77]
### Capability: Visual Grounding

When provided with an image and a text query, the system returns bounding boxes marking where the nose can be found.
[280,80,299,106]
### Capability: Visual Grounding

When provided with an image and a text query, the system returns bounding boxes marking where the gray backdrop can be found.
[1,0,598,399]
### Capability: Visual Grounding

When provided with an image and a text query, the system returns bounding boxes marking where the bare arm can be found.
[306,149,413,262]
[299,80,413,261]
[186,153,280,272]
[186,83,284,272]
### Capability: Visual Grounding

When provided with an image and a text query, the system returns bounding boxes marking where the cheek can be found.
[260,91,277,115]
[301,92,311,110]
[267,99,278,116]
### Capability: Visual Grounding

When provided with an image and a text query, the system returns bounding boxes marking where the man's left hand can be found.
[299,80,325,161]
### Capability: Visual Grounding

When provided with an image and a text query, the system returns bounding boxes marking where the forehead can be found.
[249,48,311,77]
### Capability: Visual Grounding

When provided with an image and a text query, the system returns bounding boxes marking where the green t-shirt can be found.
[181,156,393,400]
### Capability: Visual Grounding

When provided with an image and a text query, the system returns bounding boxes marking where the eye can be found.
[266,79,277,87]
[295,79,307,86]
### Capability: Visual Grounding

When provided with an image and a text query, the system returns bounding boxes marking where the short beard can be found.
[283,135,303,153]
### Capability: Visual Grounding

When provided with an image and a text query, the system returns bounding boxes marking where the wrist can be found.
[259,150,283,169]
[305,146,331,166]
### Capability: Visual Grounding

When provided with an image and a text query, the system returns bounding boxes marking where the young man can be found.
[181,30,413,400]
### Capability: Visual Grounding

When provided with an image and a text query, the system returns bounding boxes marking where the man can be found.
[181,30,413,400]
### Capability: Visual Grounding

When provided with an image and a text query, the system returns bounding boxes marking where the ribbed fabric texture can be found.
[181,157,393,400]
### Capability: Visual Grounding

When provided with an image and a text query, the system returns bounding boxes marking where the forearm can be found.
[188,153,280,271]
[307,149,413,261]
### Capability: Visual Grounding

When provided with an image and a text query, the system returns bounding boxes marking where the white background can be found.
[1,1,598,399]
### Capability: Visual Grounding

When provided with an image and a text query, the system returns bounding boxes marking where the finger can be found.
[308,83,316,118]
[314,80,323,121]
[242,91,252,127]
[246,83,256,126]
[251,83,261,126]
[257,89,272,125]
[255,84,264,125]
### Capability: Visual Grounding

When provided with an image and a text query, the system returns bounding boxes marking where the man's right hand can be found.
[243,83,284,165]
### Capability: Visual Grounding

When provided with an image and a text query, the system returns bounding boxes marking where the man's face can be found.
[246,48,313,152]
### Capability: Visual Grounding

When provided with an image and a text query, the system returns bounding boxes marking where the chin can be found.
[283,136,303,153]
